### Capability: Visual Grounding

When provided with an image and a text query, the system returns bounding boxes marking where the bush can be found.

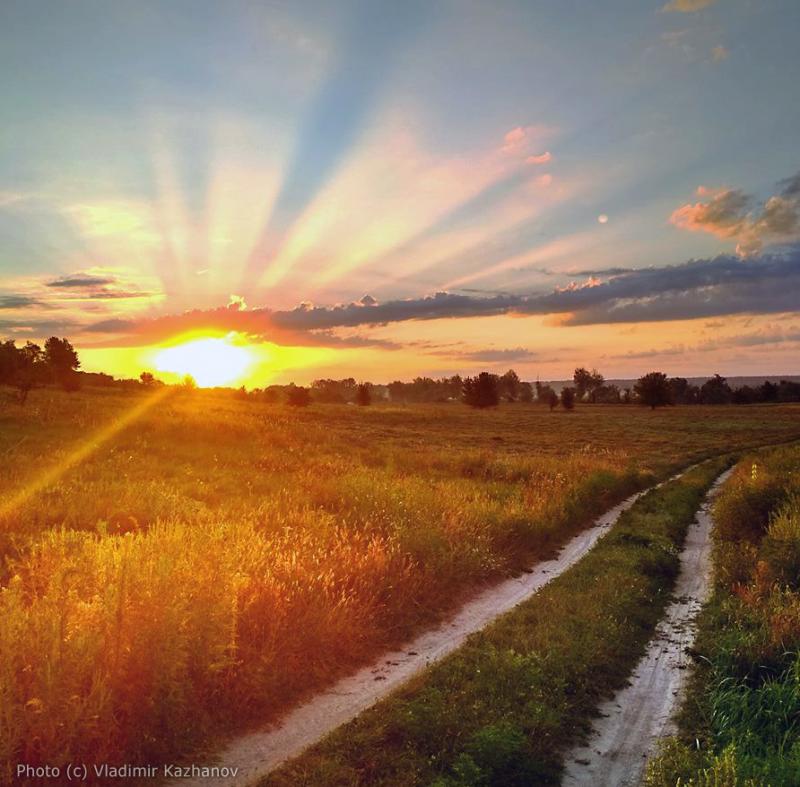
[286,385,311,407]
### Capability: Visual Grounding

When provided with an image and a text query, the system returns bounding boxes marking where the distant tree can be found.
[732,385,760,404]
[588,369,605,403]
[561,386,576,410]
[14,342,47,405]
[140,371,156,387]
[287,385,311,407]
[499,369,521,402]
[0,340,20,385]
[535,382,556,406]
[777,380,800,403]
[182,374,197,390]
[700,374,732,405]
[760,380,779,402]
[634,371,671,409]
[519,381,534,403]
[622,387,632,404]
[356,382,371,406]
[667,377,699,405]
[593,384,621,404]
[548,389,559,411]
[573,368,593,400]
[44,337,80,389]
[387,380,406,404]
[462,372,500,408]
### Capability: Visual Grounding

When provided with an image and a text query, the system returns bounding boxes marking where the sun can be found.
[152,333,256,387]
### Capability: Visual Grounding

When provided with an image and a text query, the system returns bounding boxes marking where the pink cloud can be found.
[526,151,552,165]
[670,173,800,255]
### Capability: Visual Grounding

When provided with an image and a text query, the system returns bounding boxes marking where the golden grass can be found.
[1,388,800,776]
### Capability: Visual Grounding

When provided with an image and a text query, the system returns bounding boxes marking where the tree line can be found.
[2,336,798,409]
[0,338,80,403]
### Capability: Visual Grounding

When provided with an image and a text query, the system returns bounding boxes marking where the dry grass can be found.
[1,388,800,778]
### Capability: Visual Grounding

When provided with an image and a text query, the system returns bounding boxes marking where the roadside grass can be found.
[264,459,730,786]
[645,444,800,787]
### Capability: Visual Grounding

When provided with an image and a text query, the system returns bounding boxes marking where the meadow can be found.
[2,387,800,781]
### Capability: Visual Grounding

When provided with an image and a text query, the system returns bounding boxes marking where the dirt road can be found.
[173,486,656,787]
[560,467,733,787]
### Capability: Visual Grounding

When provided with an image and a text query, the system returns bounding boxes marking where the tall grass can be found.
[0,390,647,779]
[646,444,800,787]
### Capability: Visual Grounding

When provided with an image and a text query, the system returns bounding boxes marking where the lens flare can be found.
[153,334,255,387]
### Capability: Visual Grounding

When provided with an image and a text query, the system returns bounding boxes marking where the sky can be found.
[1,0,799,386]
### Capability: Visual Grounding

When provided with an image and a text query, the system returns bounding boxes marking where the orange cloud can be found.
[662,0,717,12]
[670,173,800,255]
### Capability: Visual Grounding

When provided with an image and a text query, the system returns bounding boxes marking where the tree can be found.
[588,369,605,403]
[760,380,779,402]
[287,385,311,407]
[547,389,559,411]
[668,377,698,405]
[356,382,371,406]
[44,337,80,389]
[561,386,575,410]
[519,381,534,403]
[182,374,197,390]
[462,372,500,408]
[634,371,671,409]
[593,384,621,404]
[13,342,47,405]
[499,369,521,402]
[700,374,732,405]
[0,340,20,385]
[573,368,593,400]
[140,371,156,387]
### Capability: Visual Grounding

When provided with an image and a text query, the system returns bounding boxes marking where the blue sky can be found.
[1,0,799,382]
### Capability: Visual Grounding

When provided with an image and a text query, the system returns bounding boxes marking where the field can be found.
[2,387,800,781]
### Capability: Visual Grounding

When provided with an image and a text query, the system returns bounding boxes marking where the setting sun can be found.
[152,335,256,387]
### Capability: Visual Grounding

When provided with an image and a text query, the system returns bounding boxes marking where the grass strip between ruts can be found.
[264,457,732,787]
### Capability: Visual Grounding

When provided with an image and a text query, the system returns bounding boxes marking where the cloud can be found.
[42,269,161,302]
[712,45,729,62]
[47,275,117,288]
[525,151,552,165]
[83,247,800,342]
[662,0,717,12]
[671,172,800,254]
[457,347,540,363]
[0,294,44,309]
[611,326,800,361]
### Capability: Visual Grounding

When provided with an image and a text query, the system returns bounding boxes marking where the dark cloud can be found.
[47,275,116,288]
[0,317,78,336]
[0,294,43,309]
[457,347,540,362]
[84,247,800,343]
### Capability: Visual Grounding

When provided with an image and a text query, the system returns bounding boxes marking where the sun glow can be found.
[152,334,256,387]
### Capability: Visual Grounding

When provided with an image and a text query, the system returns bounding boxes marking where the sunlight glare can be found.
[153,334,255,387]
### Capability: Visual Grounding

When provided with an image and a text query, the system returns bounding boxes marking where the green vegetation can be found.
[646,444,800,787]
[265,460,729,786]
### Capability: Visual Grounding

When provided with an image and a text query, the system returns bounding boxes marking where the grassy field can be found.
[263,459,729,785]
[646,444,800,786]
[1,387,800,779]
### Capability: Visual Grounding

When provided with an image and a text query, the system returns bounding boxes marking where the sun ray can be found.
[0,386,174,523]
